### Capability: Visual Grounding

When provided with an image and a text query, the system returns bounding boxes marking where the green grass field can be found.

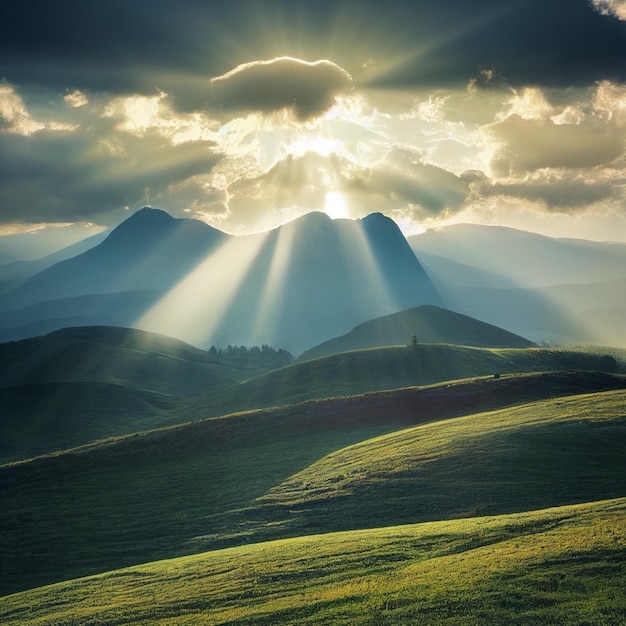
[1,375,625,598]
[2,332,618,462]
[1,498,624,625]
[196,344,618,417]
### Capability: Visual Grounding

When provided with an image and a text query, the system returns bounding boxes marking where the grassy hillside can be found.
[1,498,624,625]
[299,304,535,361]
[250,389,626,538]
[3,337,615,463]
[198,344,618,417]
[0,326,293,461]
[0,326,237,395]
[1,372,624,596]
[0,382,177,463]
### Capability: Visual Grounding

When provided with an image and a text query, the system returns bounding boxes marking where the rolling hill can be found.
[2,498,624,625]
[299,304,535,361]
[1,372,624,597]
[0,325,237,394]
[0,382,177,463]
[197,343,618,418]
[1,326,618,462]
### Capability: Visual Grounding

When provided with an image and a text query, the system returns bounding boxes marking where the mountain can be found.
[0,229,110,295]
[409,224,626,346]
[409,223,626,287]
[0,209,442,354]
[1,208,229,310]
[139,211,442,353]
[298,304,535,360]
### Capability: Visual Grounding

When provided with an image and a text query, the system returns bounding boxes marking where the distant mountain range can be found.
[409,224,626,347]
[0,208,441,353]
[1,209,625,350]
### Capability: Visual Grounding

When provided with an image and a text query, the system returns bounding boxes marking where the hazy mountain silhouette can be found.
[183,212,442,353]
[0,229,110,295]
[1,208,229,310]
[410,224,626,346]
[0,209,441,353]
[299,304,535,360]
[410,224,626,287]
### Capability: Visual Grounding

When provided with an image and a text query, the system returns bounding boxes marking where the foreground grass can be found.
[1,373,624,597]
[1,498,624,625]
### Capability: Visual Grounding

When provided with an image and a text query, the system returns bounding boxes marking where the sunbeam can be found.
[136,231,269,347]
[250,223,298,346]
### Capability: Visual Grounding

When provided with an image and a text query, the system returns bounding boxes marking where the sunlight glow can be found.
[136,233,269,346]
[324,192,348,219]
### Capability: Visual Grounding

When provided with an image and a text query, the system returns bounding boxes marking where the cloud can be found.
[219,146,469,232]
[590,0,626,20]
[0,106,221,225]
[488,115,625,176]
[210,57,353,120]
[463,169,619,211]
[0,83,45,135]
[346,148,468,216]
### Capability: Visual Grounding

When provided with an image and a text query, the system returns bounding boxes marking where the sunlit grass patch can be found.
[1,498,624,625]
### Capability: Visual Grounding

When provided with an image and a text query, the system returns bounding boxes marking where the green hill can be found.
[1,499,624,625]
[0,326,294,461]
[299,304,535,361]
[0,382,177,463]
[1,372,624,597]
[198,343,618,417]
[250,388,626,537]
[0,326,236,395]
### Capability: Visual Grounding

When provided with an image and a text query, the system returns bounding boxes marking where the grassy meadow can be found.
[196,344,618,417]
[1,324,625,623]
[1,377,625,598]
[1,498,624,625]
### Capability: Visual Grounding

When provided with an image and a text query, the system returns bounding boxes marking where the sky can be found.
[2,0,626,255]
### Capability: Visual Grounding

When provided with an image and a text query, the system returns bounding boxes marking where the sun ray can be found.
[136,232,269,347]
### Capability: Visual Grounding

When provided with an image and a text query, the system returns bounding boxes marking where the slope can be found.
[1,371,624,596]
[0,325,236,395]
[0,382,177,464]
[0,325,294,461]
[2,498,624,625]
[198,344,617,417]
[299,304,535,361]
[247,388,626,539]
[1,207,229,310]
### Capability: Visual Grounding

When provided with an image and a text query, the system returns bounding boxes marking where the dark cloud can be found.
[210,58,353,120]
[2,1,625,98]
[0,123,220,225]
[489,115,626,176]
